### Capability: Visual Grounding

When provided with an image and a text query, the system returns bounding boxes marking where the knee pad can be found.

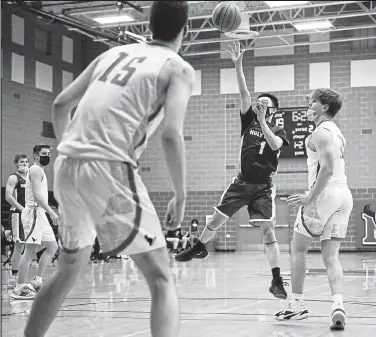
[263,227,277,245]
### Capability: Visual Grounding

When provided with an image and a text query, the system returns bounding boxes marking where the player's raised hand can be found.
[226,42,245,64]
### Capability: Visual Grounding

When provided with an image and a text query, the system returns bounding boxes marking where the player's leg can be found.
[11,242,38,299]
[248,184,287,299]
[11,208,43,299]
[274,194,330,321]
[24,156,96,337]
[92,161,178,337]
[131,247,179,337]
[175,177,247,262]
[31,219,58,291]
[321,186,353,330]
[24,245,92,337]
[8,212,25,288]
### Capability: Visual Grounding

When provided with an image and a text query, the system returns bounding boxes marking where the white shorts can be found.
[53,155,166,256]
[9,211,24,243]
[294,184,353,241]
[21,207,56,245]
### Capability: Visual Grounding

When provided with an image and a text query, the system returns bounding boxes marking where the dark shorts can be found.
[8,211,25,242]
[214,177,276,223]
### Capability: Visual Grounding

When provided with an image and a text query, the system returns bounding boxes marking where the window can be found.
[35,27,52,55]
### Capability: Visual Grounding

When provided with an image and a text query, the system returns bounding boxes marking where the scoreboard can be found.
[274,107,315,158]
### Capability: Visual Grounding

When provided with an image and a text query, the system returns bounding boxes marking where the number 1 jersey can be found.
[57,43,182,167]
[239,106,289,182]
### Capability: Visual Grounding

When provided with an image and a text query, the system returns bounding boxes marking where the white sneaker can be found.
[10,284,36,300]
[7,275,17,289]
[273,300,309,321]
[330,307,346,330]
[30,277,43,292]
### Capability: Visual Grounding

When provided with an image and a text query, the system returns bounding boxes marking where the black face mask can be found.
[39,155,50,166]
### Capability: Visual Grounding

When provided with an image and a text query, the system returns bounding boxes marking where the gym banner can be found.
[355,200,376,249]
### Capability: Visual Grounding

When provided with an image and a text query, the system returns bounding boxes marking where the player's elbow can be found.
[321,163,334,176]
[161,127,183,143]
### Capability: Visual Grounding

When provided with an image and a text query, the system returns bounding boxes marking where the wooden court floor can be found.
[2,252,376,337]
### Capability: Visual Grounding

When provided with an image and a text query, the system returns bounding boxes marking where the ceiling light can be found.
[93,14,134,24]
[293,20,333,31]
[265,1,309,8]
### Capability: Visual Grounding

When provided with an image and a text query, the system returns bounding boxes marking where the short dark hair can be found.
[149,1,189,42]
[13,153,29,164]
[33,144,50,155]
[257,93,279,110]
[191,219,198,225]
[312,88,343,118]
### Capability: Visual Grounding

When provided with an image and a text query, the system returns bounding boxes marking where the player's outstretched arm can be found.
[161,59,195,224]
[226,42,251,114]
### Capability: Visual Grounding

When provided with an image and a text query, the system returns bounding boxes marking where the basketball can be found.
[212,2,242,33]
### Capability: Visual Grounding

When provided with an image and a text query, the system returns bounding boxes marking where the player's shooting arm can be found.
[29,167,55,216]
[235,59,251,114]
[161,61,195,202]
[307,128,335,203]
[259,122,284,151]
[52,55,101,142]
[5,176,24,212]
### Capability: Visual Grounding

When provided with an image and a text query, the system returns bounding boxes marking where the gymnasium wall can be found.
[2,4,376,251]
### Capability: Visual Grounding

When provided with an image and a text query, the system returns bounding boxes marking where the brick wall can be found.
[1,4,82,189]
[140,38,376,251]
[2,3,375,250]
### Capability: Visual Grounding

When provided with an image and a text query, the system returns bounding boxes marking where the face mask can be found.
[306,108,322,121]
[39,155,50,166]
[18,165,28,173]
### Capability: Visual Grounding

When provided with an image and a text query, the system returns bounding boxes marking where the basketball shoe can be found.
[175,240,208,262]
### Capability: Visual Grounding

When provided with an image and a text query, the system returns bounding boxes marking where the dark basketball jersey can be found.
[239,106,289,182]
[166,227,182,240]
[9,173,26,211]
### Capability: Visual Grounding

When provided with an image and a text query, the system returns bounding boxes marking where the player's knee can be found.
[45,241,58,255]
[259,223,276,244]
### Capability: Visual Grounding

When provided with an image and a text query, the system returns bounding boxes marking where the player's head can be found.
[191,219,198,227]
[33,144,51,167]
[13,153,29,173]
[149,1,189,51]
[307,88,343,122]
[256,93,279,119]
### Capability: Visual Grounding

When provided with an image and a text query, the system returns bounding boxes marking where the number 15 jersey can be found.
[57,43,183,167]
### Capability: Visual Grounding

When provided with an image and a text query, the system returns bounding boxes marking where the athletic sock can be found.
[272,267,280,280]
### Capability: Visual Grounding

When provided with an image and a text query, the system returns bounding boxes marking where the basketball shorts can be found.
[294,184,353,241]
[214,176,276,223]
[21,207,56,245]
[53,155,166,256]
[9,211,25,242]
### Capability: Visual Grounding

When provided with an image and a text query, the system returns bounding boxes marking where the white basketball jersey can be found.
[25,165,48,208]
[57,43,182,166]
[306,120,347,189]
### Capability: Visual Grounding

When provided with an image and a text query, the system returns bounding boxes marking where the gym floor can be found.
[2,252,375,337]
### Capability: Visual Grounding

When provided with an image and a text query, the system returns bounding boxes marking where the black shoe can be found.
[269,277,288,299]
[175,241,208,262]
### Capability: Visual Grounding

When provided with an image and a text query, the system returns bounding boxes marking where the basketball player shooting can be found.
[24,2,194,337]
[175,42,290,300]
[274,89,353,331]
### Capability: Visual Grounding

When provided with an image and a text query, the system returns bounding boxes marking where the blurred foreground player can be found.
[24,2,194,337]
[274,89,353,331]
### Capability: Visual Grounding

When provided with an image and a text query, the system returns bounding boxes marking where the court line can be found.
[124,282,332,337]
